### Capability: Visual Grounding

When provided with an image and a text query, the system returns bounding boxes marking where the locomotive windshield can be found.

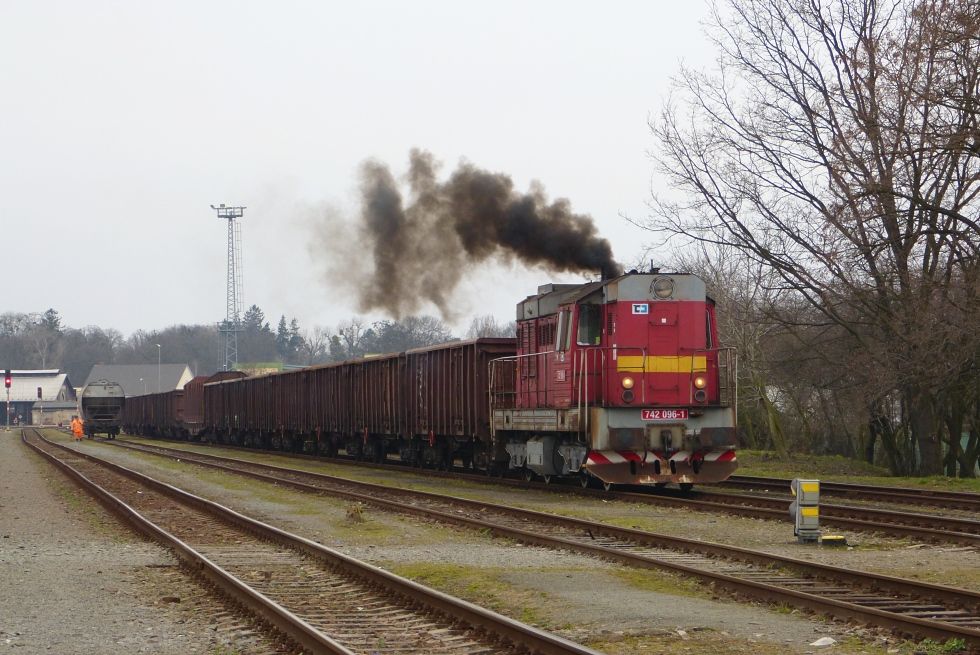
[556,309,572,351]
[576,304,602,346]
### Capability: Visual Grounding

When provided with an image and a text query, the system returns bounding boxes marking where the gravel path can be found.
[0,430,288,654]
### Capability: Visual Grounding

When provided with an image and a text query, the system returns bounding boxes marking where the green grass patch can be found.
[385,562,549,626]
[608,567,710,599]
[588,631,903,655]
[737,450,980,492]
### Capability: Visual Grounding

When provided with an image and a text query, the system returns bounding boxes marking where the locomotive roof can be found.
[517,272,708,320]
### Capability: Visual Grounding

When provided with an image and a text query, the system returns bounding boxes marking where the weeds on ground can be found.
[913,638,967,654]
[345,502,366,523]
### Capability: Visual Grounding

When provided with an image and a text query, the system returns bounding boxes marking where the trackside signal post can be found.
[790,478,820,543]
[4,369,11,430]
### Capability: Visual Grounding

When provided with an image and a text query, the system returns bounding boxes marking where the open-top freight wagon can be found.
[121,370,246,439]
[123,271,738,489]
[203,339,515,469]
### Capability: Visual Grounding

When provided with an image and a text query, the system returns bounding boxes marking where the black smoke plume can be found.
[342,149,620,319]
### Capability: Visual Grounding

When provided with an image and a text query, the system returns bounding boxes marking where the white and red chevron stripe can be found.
[586,449,736,466]
[586,450,647,466]
[704,449,737,462]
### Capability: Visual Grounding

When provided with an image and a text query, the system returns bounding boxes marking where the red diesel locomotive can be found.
[123,271,737,489]
[490,271,737,488]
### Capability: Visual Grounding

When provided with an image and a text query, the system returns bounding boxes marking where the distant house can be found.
[0,369,76,427]
[84,364,194,397]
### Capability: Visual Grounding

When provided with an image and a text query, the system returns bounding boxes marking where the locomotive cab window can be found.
[556,309,572,351]
[576,304,602,346]
[705,310,713,349]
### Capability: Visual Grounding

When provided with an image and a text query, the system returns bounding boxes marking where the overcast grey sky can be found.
[1,1,712,336]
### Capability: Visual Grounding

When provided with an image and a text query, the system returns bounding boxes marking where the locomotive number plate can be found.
[641,409,689,421]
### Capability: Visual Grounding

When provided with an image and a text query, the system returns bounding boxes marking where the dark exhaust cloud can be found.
[332,149,621,319]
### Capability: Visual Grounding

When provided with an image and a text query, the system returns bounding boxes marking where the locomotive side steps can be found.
[101,437,980,646]
[24,429,602,655]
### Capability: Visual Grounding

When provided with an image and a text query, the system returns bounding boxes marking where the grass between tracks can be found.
[383,561,550,626]
[737,450,980,493]
[585,631,955,655]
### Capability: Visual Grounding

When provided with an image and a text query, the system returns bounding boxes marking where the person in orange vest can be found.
[70,416,84,441]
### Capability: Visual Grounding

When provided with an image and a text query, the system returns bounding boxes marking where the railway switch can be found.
[789,478,820,543]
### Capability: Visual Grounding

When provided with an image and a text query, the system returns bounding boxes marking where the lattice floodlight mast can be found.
[210,204,246,370]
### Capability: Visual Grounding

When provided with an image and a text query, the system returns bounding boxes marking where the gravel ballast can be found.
[0,430,285,654]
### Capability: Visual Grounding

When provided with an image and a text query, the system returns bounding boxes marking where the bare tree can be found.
[465,314,517,339]
[649,0,980,474]
[336,318,367,359]
[23,313,64,369]
[299,326,330,365]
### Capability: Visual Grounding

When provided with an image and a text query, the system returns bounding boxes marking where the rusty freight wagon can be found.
[404,338,516,468]
[121,389,184,438]
[201,339,516,467]
[123,371,247,439]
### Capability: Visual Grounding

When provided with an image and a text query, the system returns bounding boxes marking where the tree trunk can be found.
[870,402,905,475]
[908,389,942,475]
[959,427,979,479]
[944,409,964,477]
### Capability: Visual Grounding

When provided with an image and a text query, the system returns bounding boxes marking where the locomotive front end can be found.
[490,271,737,489]
[585,273,737,487]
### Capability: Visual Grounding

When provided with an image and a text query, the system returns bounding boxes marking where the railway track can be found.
[114,435,980,545]
[24,429,599,655]
[99,436,980,646]
[719,475,980,512]
[678,489,980,545]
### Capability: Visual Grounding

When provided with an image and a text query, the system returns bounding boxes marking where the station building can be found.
[0,369,77,427]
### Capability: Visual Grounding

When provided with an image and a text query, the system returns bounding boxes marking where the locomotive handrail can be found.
[489,345,651,441]
[684,346,737,411]
[488,350,557,416]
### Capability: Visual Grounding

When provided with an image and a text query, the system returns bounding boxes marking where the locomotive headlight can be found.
[652,276,674,299]
[622,376,635,390]
[693,376,707,389]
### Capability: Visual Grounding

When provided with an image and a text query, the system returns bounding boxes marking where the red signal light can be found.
[4,370,10,389]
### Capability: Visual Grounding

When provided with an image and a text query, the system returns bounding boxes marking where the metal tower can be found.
[211,204,246,370]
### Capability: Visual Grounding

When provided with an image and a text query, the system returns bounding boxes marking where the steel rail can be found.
[26,430,600,655]
[691,489,980,535]
[120,435,977,545]
[104,438,980,646]
[720,475,980,511]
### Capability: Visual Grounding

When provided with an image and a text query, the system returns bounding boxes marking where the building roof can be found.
[1,369,75,402]
[33,400,78,410]
[83,364,194,396]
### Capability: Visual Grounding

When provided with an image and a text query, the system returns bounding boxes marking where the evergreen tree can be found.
[275,315,291,358]
[242,305,268,334]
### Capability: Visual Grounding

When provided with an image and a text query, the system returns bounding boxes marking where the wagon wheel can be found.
[679,483,694,492]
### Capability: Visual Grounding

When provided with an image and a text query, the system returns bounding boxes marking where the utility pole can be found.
[4,370,11,431]
[210,204,246,370]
